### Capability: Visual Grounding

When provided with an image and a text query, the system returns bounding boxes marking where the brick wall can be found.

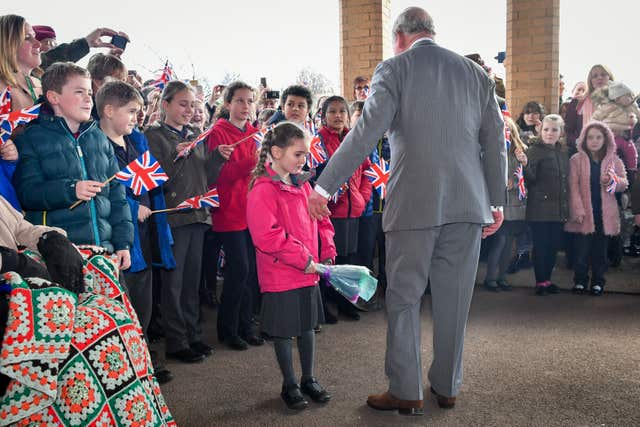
[339,0,391,100]
[506,0,560,116]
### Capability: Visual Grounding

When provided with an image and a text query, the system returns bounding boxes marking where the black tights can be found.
[273,330,315,387]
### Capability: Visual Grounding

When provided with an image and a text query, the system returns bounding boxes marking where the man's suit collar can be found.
[410,37,435,49]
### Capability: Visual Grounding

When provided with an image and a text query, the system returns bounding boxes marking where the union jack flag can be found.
[251,124,275,149]
[152,61,176,90]
[306,135,327,168]
[177,188,220,209]
[514,164,527,200]
[330,182,349,203]
[606,164,618,194]
[174,126,214,161]
[0,87,10,115]
[501,109,511,151]
[303,118,316,135]
[115,151,169,196]
[364,157,390,200]
[0,103,41,145]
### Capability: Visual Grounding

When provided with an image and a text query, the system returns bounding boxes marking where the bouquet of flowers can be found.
[315,264,377,304]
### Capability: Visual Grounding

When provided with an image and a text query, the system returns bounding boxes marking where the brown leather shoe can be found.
[430,387,456,409]
[366,391,424,416]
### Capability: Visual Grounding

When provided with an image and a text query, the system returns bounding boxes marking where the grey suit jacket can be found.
[316,40,507,232]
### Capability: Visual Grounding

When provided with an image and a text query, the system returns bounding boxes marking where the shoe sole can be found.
[366,401,424,416]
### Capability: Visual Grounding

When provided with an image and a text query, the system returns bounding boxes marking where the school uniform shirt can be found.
[205,118,258,232]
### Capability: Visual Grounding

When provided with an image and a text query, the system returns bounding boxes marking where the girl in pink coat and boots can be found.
[565,121,628,295]
[247,122,337,411]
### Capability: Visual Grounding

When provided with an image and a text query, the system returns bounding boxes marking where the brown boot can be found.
[366,391,424,416]
[430,387,456,409]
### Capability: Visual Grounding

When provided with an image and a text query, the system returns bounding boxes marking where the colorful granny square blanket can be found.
[0,246,176,426]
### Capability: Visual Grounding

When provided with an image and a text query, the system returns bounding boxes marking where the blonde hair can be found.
[250,122,308,189]
[505,117,527,154]
[541,114,565,144]
[587,64,615,95]
[0,15,26,87]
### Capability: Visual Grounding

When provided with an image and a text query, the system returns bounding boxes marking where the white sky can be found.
[13,0,640,101]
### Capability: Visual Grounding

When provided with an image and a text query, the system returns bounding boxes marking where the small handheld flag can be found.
[606,165,618,194]
[306,135,327,168]
[177,188,220,210]
[174,127,213,161]
[0,87,10,115]
[330,182,349,203]
[115,151,169,196]
[251,124,275,149]
[151,61,176,90]
[364,157,390,199]
[0,103,41,145]
[514,164,527,200]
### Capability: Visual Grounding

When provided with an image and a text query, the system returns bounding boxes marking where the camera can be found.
[265,90,280,100]
[111,34,128,50]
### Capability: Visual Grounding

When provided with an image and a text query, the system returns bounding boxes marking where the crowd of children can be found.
[1,15,640,416]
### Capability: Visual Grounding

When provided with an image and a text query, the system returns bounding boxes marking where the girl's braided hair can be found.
[250,122,307,189]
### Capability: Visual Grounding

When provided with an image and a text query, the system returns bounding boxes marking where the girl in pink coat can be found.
[565,121,628,295]
[246,122,337,411]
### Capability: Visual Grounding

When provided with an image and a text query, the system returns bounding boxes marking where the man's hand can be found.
[138,205,152,223]
[574,214,585,224]
[482,210,504,239]
[116,249,131,271]
[635,214,640,226]
[308,190,330,220]
[76,180,104,201]
[1,139,18,161]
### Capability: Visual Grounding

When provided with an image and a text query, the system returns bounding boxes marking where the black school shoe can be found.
[483,280,500,292]
[300,377,331,403]
[241,334,266,346]
[226,335,249,351]
[281,384,309,410]
[590,284,604,296]
[572,283,586,294]
[546,283,560,294]
[166,348,205,363]
[496,279,513,291]
[190,341,213,357]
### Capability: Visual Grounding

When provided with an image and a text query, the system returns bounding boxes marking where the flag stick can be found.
[149,207,182,215]
[69,175,117,210]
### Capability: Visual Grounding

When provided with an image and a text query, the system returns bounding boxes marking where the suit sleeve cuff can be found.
[315,185,331,199]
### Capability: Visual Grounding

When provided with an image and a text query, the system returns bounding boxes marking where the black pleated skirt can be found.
[260,284,325,338]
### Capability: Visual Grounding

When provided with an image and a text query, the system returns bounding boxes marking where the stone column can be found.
[339,0,392,100]
[506,0,560,115]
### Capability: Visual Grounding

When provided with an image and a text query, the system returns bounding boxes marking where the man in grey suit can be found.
[308,7,506,415]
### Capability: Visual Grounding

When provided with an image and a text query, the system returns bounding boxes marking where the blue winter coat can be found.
[13,114,133,252]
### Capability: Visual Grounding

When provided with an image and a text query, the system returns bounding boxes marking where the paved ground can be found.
[156,259,640,426]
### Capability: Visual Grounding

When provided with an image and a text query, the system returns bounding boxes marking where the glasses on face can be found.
[355,85,370,91]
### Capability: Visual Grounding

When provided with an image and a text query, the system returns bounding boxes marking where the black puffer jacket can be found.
[523,138,570,222]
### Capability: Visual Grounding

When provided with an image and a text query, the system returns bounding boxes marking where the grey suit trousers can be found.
[384,222,481,401]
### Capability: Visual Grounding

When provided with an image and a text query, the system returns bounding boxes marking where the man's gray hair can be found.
[392,7,435,37]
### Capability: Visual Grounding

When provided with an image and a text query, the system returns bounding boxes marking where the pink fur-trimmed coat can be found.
[564,122,628,236]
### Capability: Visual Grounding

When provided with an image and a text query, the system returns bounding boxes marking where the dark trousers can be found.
[216,229,256,340]
[356,214,376,270]
[530,221,564,283]
[160,223,207,352]
[201,229,222,295]
[124,229,153,336]
[485,220,528,282]
[573,227,608,287]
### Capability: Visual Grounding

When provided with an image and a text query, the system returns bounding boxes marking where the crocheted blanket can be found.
[0,246,176,426]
